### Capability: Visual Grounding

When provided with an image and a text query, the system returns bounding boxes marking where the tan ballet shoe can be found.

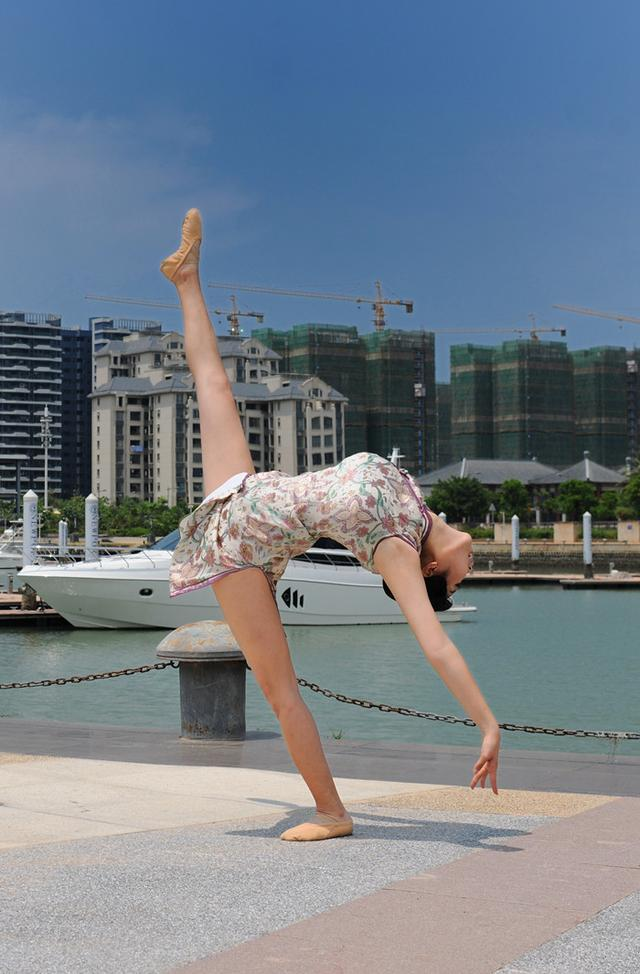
[280,812,353,842]
[160,207,202,282]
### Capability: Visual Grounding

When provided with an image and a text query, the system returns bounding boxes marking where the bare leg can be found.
[169,255,350,834]
[213,567,350,823]
[174,262,254,493]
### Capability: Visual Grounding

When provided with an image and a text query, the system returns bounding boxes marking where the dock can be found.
[0,592,70,627]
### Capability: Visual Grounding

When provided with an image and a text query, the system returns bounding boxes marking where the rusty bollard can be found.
[156,620,248,741]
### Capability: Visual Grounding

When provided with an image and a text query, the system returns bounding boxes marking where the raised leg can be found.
[173,263,254,494]
[212,567,351,828]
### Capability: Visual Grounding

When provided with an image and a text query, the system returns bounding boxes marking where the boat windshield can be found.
[144,531,350,556]
[147,529,180,551]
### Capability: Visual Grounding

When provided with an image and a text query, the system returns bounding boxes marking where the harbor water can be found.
[1,586,638,757]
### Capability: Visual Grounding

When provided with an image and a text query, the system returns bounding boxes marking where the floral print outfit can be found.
[169,451,432,598]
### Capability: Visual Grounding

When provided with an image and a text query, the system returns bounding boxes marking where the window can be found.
[312,453,322,465]
[277,435,281,445]
[248,432,261,445]
[311,416,321,429]
[324,434,333,447]
[248,416,260,428]
[323,416,332,428]
[250,448,261,461]
[325,452,334,464]
[311,435,321,447]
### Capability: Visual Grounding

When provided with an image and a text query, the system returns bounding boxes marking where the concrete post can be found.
[156,620,248,741]
[583,511,593,579]
[511,514,520,570]
[58,519,69,557]
[85,493,99,562]
[22,490,38,568]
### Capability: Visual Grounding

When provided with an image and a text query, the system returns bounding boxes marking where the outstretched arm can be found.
[373,536,501,792]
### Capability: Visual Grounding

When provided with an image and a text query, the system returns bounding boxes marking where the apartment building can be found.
[0,311,63,504]
[90,332,347,503]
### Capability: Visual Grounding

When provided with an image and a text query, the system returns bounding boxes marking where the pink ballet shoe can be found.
[280,812,353,842]
[160,208,202,282]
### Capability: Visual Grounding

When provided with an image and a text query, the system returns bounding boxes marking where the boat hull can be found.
[18,552,476,628]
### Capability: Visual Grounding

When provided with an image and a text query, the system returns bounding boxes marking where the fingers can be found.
[469,760,499,794]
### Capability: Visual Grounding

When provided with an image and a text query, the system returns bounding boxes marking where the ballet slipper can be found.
[160,208,202,282]
[280,812,353,842]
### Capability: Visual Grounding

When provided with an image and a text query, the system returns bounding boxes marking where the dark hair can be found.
[382,573,453,612]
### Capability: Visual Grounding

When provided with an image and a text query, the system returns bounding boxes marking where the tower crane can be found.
[553,303,640,326]
[85,293,264,337]
[430,325,566,341]
[207,279,413,332]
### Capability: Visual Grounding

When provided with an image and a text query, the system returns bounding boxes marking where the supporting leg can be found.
[212,567,352,838]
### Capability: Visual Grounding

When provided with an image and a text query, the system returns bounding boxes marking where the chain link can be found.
[295,678,640,741]
[0,660,179,690]
[1,663,637,741]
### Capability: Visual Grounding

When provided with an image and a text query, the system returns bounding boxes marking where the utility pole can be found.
[39,405,52,509]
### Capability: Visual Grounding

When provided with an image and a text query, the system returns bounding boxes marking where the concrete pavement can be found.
[1,719,639,973]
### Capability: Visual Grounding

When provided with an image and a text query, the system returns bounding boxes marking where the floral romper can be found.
[169,451,432,599]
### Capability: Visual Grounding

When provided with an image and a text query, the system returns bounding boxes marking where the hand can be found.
[470,726,501,794]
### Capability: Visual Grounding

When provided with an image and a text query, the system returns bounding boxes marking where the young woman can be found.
[162,209,501,842]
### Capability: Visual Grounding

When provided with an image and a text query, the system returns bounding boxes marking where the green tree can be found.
[593,489,620,521]
[555,480,597,520]
[427,476,492,523]
[495,479,530,520]
[617,470,640,519]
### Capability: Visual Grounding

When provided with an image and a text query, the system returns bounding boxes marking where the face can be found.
[422,531,474,597]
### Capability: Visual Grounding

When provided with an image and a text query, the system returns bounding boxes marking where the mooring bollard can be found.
[583,511,593,579]
[156,620,248,741]
[511,514,520,571]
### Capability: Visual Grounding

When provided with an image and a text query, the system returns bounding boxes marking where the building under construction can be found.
[493,340,575,465]
[252,324,436,474]
[252,324,368,455]
[450,339,576,466]
[450,345,495,458]
[362,329,435,474]
[571,347,629,467]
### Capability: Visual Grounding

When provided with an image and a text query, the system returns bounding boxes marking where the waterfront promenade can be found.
[1,718,639,973]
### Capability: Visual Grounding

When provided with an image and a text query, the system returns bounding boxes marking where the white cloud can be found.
[0,100,255,319]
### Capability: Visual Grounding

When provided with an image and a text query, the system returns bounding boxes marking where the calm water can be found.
[1,587,639,757]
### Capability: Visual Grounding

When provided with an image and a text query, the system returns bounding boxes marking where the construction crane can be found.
[430,325,566,341]
[207,279,413,332]
[85,293,264,337]
[553,303,640,326]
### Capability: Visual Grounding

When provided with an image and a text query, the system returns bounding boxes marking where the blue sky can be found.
[2,0,640,379]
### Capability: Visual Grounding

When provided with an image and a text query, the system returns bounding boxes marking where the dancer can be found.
[162,209,501,841]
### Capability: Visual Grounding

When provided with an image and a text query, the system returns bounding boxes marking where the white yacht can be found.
[18,530,477,629]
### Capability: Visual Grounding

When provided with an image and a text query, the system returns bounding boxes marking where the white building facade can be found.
[90,332,347,504]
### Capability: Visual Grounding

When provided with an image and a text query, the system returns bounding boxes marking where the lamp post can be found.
[39,405,52,509]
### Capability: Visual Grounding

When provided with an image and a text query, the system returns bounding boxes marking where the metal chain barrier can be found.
[1,663,638,742]
[295,677,640,741]
[0,660,179,689]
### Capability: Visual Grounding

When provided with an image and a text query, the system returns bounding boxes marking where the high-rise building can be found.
[362,329,436,475]
[493,340,575,465]
[0,311,62,505]
[627,348,640,463]
[450,340,577,466]
[571,347,628,467]
[450,344,494,459]
[435,382,453,468]
[252,324,367,455]
[61,325,92,497]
